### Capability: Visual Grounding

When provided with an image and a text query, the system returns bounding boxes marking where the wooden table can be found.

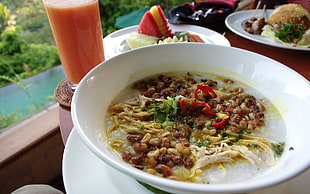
[59,22,310,144]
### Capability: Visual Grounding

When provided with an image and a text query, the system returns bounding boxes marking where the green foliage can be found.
[20,43,60,73]
[137,0,187,9]
[0,28,60,86]
[0,27,25,55]
[0,3,10,34]
[2,0,55,45]
[0,110,24,129]
[98,0,139,36]
[16,0,54,45]
[0,28,27,84]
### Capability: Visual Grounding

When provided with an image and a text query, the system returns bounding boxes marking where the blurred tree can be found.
[0,28,60,86]
[0,3,10,34]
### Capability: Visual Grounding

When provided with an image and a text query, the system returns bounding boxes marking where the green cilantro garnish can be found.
[275,23,305,42]
[248,143,259,148]
[138,125,145,130]
[147,97,179,124]
[272,142,285,156]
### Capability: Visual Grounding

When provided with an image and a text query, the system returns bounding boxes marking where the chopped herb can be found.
[192,122,200,130]
[222,131,230,138]
[162,120,175,128]
[174,31,188,42]
[138,125,144,130]
[248,143,259,148]
[183,117,190,123]
[272,142,285,156]
[195,140,210,148]
[236,129,245,140]
[275,23,305,42]
[148,97,179,123]
[205,120,212,129]
[196,142,204,147]
[289,147,294,151]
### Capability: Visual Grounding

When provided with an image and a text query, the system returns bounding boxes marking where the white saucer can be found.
[103,24,231,59]
[62,128,153,194]
[63,129,310,194]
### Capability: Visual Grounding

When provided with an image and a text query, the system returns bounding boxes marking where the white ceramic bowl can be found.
[72,43,310,194]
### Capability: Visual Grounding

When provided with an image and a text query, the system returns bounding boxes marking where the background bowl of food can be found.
[71,43,310,194]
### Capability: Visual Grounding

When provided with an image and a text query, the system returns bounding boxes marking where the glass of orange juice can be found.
[43,0,105,89]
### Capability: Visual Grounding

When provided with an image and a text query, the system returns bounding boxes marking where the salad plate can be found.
[225,9,310,51]
[63,129,310,194]
[103,24,231,59]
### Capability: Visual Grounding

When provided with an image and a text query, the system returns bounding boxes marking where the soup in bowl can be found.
[71,43,310,194]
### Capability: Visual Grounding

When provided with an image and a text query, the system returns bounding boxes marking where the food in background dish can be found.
[242,2,267,34]
[242,4,310,48]
[267,4,310,29]
[106,72,285,183]
[262,23,310,47]
[242,16,266,34]
[262,4,310,48]
[137,5,173,38]
[126,5,204,49]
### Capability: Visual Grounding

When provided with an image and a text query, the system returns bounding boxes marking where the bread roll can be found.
[267,4,310,28]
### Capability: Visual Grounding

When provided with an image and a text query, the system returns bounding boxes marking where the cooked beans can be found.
[109,73,270,179]
[155,164,172,177]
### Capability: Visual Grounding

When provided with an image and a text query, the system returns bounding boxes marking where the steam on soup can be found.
[105,72,285,184]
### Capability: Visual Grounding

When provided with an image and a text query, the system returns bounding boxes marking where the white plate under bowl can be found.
[71,43,310,194]
[63,129,310,194]
[103,24,230,59]
[225,9,310,51]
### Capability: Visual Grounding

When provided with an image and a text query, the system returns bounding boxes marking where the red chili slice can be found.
[191,101,211,110]
[179,99,211,112]
[201,108,216,116]
[211,118,228,128]
[194,85,217,100]
[179,99,187,112]
[210,112,230,128]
